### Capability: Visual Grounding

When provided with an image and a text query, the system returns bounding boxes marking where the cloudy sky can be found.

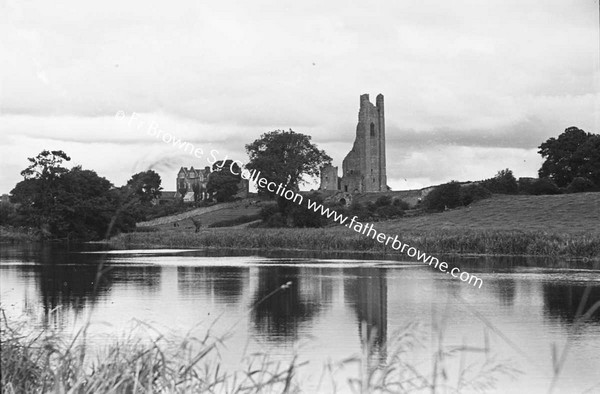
[1,0,598,193]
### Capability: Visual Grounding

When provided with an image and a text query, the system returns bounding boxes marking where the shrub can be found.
[519,178,561,195]
[375,195,392,207]
[345,201,370,221]
[259,204,280,222]
[287,193,325,227]
[392,198,410,210]
[567,177,596,193]
[460,184,492,206]
[264,212,286,227]
[423,181,462,212]
[0,203,17,225]
[481,169,518,194]
[374,205,405,219]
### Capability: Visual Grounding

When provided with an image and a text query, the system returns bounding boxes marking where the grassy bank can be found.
[109,226,600,258]
[108,193,600,258]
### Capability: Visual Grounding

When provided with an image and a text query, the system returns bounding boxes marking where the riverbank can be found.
[0,226,41,243]
[108,226,600,259]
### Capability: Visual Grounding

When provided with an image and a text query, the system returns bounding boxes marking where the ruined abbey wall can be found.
[320,93,387,193]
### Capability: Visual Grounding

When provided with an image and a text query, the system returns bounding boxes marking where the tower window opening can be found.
[370,123,375,136]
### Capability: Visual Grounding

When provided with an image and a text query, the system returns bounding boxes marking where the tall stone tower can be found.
[339,93,387,193]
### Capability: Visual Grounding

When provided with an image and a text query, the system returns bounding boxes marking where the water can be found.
[1,244,599,393]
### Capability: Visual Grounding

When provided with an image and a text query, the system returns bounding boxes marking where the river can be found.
[1,244,599,393]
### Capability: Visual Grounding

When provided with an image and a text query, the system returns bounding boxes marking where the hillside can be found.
[139,200,268,231]
[377,192,600,235]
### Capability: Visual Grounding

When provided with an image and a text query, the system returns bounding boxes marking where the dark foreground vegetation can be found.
[1,311,521,394]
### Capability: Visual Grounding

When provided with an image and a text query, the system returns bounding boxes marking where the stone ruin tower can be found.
[320,93,387,193]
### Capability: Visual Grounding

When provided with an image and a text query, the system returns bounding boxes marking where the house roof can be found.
[178,166,211,177]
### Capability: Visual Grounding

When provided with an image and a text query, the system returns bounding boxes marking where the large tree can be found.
[206,160,241,202]
[245,129,331,192]
[245,129,331,219]
[11,164,125,239]
[538,127,600,187]
[126,170,162,203]
[11,151,137,240]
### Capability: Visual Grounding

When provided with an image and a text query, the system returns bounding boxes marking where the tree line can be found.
[1,126,598,237]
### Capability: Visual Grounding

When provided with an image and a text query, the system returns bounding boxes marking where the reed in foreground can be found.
[0,316,301,394]
[1,311,523,394]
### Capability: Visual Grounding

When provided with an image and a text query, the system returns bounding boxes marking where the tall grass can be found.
[108,227,600,258]
[1,312,523,394]
[0,313,301,394]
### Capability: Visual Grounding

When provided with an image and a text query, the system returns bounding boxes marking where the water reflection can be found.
[177,266,245,304]
[344,268,387,356]
[2,245,600,392]
[543,283,600,324]
[486,278,517,307]
[250,266,324,341]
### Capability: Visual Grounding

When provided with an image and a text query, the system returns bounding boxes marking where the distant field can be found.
[152,203,265,231]
[377,193,600,235]
[110,192,600,258]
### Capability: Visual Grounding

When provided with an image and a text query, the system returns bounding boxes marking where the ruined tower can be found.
[337,93,387,193]
[319,93,388,193]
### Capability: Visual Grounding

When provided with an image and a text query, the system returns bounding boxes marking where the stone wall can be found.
[340,93,387,193]
[319,165,339,191]
[320,94,388,193]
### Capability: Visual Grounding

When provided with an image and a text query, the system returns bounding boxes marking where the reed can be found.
[1,313,520,394]
[108,227,600,258]
[0,315,300,394]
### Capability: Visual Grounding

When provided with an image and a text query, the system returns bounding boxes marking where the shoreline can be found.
[106,227,600,260]
[4,225,599,261]
[88,241,598,262]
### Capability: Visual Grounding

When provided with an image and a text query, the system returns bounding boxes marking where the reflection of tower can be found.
[344,268,388,358]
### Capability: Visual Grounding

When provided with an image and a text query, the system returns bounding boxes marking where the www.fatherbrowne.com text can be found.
[239,167,483,289]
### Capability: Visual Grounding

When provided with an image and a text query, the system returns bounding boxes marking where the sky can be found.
[1,0,599,193]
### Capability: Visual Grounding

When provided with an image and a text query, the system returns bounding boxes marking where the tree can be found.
[20,150,71,180]
[11,164,125,239]
[126,170,162,203]
[245,130,331,192]
[423,181,462,212]
[481,169,518,194]
[245,129,331,216]
[206,160,242,202]
[567,177,596,193]
[11,151,137,240]
[538,127,600,187]
[286,192,325,227]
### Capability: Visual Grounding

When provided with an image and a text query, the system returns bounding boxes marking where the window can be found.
[344,185,348,192]
[370,123,375,136]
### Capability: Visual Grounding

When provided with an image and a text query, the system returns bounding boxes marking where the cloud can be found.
[0,0,598,192]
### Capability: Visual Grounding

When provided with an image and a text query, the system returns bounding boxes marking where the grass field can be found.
[378,192,600,235]
[153,203,264,231]
[108,193,600,258]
